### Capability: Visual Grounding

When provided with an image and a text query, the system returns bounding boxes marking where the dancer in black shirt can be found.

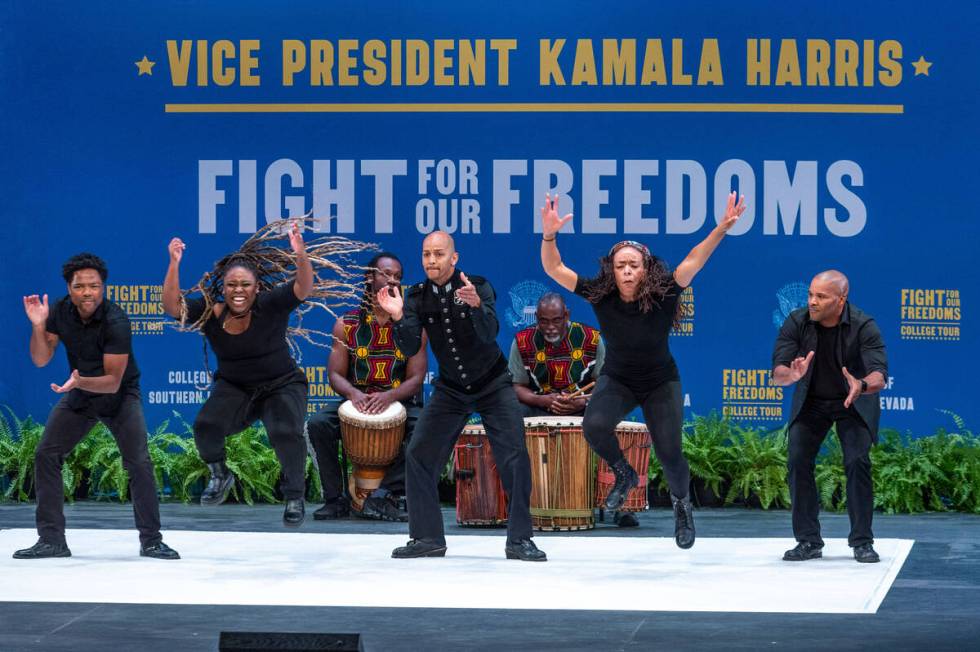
[540,192,746,549]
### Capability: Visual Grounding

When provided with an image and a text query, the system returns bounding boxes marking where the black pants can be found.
[407,372,533,544]
[788,398,874,547]
[307,399,420,501]
[35,391,162,547]
[194,373,309,500]
[582,375,690,499]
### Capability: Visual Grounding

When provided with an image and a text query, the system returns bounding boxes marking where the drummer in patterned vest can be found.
[507,293,641,527]
[508,292,605,419]
[307,252,428,522]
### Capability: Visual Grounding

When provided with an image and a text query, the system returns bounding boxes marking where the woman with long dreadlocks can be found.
[540,191,746,549]
[162,222,314,527]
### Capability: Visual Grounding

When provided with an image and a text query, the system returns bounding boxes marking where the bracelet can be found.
[542,235,556,241]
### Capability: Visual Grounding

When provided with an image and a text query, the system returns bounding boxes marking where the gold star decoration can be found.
[912,56,932,76]
[135,56,156,76]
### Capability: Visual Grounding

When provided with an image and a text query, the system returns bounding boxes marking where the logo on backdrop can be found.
[672,286,695,336]
[900,289,961,341]
[106,284,166,336]
[880,376,914,412]
[302,365,339,415]
[721,368,784,422]
[505,280,549,329]
[147,369,211,406]
[772,281,808,329]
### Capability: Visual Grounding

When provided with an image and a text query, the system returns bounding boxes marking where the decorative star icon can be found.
[135,55,156,76]
[911,56,932,76]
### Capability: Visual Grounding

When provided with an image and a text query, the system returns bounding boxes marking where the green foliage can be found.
[681,413,731,498]
[2,406,979,514]
[722,425,791,509]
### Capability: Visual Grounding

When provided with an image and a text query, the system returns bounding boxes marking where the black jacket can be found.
[392,269,507,393]
[772,303,888,438]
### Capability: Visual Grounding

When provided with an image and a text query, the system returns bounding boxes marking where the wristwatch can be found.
[859,379,868,393]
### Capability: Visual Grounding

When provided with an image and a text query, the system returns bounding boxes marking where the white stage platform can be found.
[0,529,913,614]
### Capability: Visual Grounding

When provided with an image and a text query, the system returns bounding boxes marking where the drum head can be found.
[615,420,649,432]
[523,416,584,428]
[338,399,407,425]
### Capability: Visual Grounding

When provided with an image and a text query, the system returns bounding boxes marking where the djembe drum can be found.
[523,416,595,531]
[338,400,407,511]
[595,420,652,513]
[454,423,508,527]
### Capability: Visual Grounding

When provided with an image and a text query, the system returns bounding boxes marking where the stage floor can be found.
[0,503,977,650]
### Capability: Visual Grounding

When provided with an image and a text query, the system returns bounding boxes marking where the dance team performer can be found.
[15,253,179,560]
[540,191,747,549]
[773,270,887,563]
[163,222,313,526]
[377,231,547,561]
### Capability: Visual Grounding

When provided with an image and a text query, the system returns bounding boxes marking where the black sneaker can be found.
[200,461,235,506]
[313,497,351,520]
[853,543,880,563]
[505,538,547,562]
[359,493,409,522]
[391,538,447,559]
[783,541,824,561]
[614,511,639,528]
[283,499,305,527]
[671,493,696,549]
[604,458,639,511]
[140,541,181,560]
[13,539,71,559]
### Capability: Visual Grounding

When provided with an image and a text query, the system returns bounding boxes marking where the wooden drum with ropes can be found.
[524,416,595,531]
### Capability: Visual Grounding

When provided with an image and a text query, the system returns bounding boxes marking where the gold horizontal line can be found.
[164,102,904,115]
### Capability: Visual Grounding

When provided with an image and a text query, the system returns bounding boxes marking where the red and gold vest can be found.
[515,321,600,393]
[341,309,407,392]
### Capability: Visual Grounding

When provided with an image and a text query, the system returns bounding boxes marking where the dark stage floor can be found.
[1,502,978,651]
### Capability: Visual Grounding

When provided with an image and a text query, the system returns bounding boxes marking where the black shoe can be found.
[200,461,235,506]
[359,491,409,522]
[853,543,880,563]
[13,539,71,559]
[313,497,351,520]
[671,493,696,549]
[783,541,824,561]
[283,499,305,527]
[604,458,639,511]
[140,541,180,560]
[505,538,547,562]
[614,511,639,528]
[391,538,447,558]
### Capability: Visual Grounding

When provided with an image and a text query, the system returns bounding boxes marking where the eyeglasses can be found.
[608,240,650,257]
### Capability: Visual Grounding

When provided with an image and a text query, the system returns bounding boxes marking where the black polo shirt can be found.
[45,297,141,407]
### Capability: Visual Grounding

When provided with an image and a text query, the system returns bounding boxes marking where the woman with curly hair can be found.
[540,192,746,549]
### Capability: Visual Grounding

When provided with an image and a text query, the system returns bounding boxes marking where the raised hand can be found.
[842,367,863,408]
[789,351,815,383]
[168,237,186,264]
[718,191,747,232]
[51,369,79,393]
[288,220,306,255]
[375,284,404,320]
[23,294,49,326]
[541,193,573,238]
[455,273,481,308]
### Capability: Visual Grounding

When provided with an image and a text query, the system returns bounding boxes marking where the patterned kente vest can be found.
[515,321,600,393]
[341,309,407,392]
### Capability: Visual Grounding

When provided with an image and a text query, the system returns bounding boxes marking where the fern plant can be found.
[723,425,791,509]
[0,409,44,501]
[681,413,731,503]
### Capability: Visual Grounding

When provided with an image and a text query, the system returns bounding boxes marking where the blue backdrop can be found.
[2,1,976,435]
